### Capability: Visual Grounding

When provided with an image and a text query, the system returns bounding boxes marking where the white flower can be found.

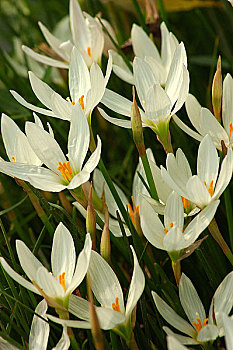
[22,0,105,69]
[11,47,112,122]
[0,223,92,309]
[152,271,233,345]
[0,337,19,350]
[173,74,233,150]
[111,22,179,86]
[0,105,101,192]
[140,191,219,258]
[29,300,70,350]
[223,314,233,350]
[167,335,188,350]
[46,247,145,339]
[99,42,189,142]
[161,134,233,209]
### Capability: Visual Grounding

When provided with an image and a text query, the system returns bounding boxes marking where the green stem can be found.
[208,218,233,266]
[224,187,233,250]
[140,153,158,200]
[131,0,148,34]
[56,309,80,350]
[171,260,181,286]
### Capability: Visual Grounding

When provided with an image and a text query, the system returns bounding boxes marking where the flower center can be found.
[181,196,189,210]
[229,122,233,139]
[204,180,214,197]
[112,297,121,313]
[58,272,66,292]
[192,317,208,334]
[87,46,91,57]
[164,222,184,234]
[57,161,73,182]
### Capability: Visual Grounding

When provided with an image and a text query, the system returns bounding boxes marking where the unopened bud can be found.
[86,183,96,249]
[131,86,146,156]
[128,196,143,236]
[100,186,111,263]
[212,56,222,122]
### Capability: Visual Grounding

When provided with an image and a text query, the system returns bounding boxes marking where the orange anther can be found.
[72,101,75,105]
[204,180,214,197]
[181,196,189,210]
[164,228,168,234]
[112,297,121,313]
[229,122,233,139]
[79,95,85,110]
[192,317,208,334]
[170,222,173,228]
[87,46,91,57]
[58,272,66,292]
[128,203,135,225]
[11,156,16,162]
[57,161,73,182]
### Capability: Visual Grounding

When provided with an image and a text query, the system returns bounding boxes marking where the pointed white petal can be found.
[98,108,132,128]
[125,247,145,318]
[186,176,211,208]
[145,84,171,122]
[85,62,105,116]
[101,89,132,117]
[66,170,90,190]
[66,233,92,294]
[150,161,172,204]
[38,22,67,60]
[164,327,199,345]
[197,324,218,343]
[27,171,65,192]
[46,314,91,328]
[82,135,101,174]
[36,266,64,298]
[70,0,90,50]
[50,93,72,121]
[51,223,75,288]
[172,114,203,142]
[164,192,184,230]
[161,22,178,72]
[88,250,125,313]
[176,148,192,181]
[213,147,233,200]
[152,291,196,337]
[68,105,90,172]
[167,335,189,350]
[185,93,202,133]
[110,50,134,84]
[163,226,186,252]
[222,73,233,132]
[95,305,125,329]
[69,295,90,321]
[1,114,20,162]
[144,56,166,85]
[22,46,69,68]
[29,300,49,350]
[172,65,189,115]
[88,17,104,63]
[0,257,39,294]
[29,71,55,109]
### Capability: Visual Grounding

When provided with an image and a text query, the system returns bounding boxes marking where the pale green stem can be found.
[140,153,158,200]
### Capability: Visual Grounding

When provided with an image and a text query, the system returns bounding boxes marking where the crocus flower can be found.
[140,191,219,261]
[46,247,145,342]
[0,105,101,192]
[161,134,233,209]
[152,272,233,345]
[173,74,233,150]
[0,222,92,310]
[22,0,105,68]
[11,47,112,122]
[111,22,179,86]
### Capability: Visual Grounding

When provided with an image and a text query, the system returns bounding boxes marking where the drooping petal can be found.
[98,108,132,128]
[88,250,125,313]
[29,300,49,350]
[125,246,145,318]
[172,114,203,142]
[152,291,196,337]
[101,89,132,117]
[46,314,91,328]
[29,71,55,109]
[0,257,39,294]
[66,233,92,294]
[22,46,69,69]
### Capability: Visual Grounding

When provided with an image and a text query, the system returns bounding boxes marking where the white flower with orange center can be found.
[0,105,101,192]
[46,247,145,340]
[0,223,92,310]
[152,272,233,345]
[11,46,112,122]
[161,134,233,209]
[140,191,219,260]
[173,74,233,150]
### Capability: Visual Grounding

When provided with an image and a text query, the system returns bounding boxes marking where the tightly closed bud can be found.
[131,86,146,156]
[128,196,143,236]
[86,183,96,249]
[212,56,222,122]
[100,185,111,263]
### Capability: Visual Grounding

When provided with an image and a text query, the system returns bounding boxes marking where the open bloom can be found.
[11,47,112,122]
[111,22,179,86]
[152,272,233,345]
[46,247,145,340]
[161,134,233,209]
[22,0,105,68]
[99,42,189,143]
[140,191,219,260]
[173,74,233,150]
[0,105,101,192]
[0,222,92,310]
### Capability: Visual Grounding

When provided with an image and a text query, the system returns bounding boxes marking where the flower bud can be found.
[131,86,146,156]
[212,56,222,122]
[86,183,96,249]
[100,185,111,263]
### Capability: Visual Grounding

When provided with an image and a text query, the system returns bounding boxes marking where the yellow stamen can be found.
[11,156,16,162]
[57,161,73,182]
[58,272,66,292]
[79,95,85,110]
[72,101,75,105]
[204,180,214,197]
[229,122,233,139]
[192,317,208,334]
[112,297,121,313]
[181,196,189,210]
[170,222,173,228]
[128,203,135,225]
[87,46,91,57]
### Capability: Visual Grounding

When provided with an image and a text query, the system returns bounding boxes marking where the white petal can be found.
[172,114,203,142]
[69,294,90,321]
[101,89,132,117]
[164,192,184,230]
[152,291,196,337]
[36,266,64,298]
[88,17,104,63]
[27,171,65,192]
[52,326,70,350]
[82,135,101,174]
[213,147,233,200]
[222,73,233,132]
[26,122,66,174]
[51,223,75,289]
[38,22,67,60]
[66,233,92,294]
[145,84,171,122]
[46,314,91,328]
[88,250,125,313]
[70,0,90,50]
[69,47,91,103]
[172,65,189,115]
[176,148,192,181]
[98,108,132,128]
[144,56,166,85]
[0,257,39,294]
[85,62,105,116]
[167,335,189,350]
[223,315,233,350]
[29,71,54,109]
[186,176,211,208]
[163,227,186,252]
[179,274,206,326]
[68,105,90,172]
[125,246,145,318]
[185,93,202,133]
[110,50,134,84]
[66,170,90,190]
[164,326,199,345]
[29,300,49,350]
[50,93,72,121]
[197,324,218,343]
[150,161,172,204]
[22,45,69,69]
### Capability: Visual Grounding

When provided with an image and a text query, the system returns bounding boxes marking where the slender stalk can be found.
[172,260,181,286]
[224,187,233,250]
[208,218,233,266]
[56,308,80,350]
[140,153,158,200]
[131,0,148,34]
